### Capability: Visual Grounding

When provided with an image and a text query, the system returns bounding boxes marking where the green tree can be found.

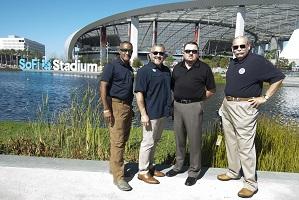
[132,57,143,68]
[276,57,290,70]
[164,55,175,67]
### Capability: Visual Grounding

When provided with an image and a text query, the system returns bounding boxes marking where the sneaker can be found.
[114,179,132,191]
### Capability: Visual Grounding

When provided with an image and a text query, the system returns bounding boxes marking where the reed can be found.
[0,89,298,172]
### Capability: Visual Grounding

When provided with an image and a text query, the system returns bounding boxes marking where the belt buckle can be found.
[181,100,188,104]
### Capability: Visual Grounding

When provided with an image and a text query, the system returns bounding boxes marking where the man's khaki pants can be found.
[109,99,132,182]
[220,98,259,191]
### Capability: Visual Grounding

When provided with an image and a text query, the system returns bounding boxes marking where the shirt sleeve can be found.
[134,68,148,93]
[258,59,286,84]
[205,66,216,90]
[101,63,113,83]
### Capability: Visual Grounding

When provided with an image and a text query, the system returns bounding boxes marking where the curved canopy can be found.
[65,0,299,59]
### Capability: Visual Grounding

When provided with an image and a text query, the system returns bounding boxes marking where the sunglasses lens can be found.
[152,52,164,56]
[120,49,132,53]
[233,44,246,50]
[185,50,198,54]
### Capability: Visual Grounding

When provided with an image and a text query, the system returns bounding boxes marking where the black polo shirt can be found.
[225,52,285,97]
[101,58,134,102]
[134,62,172,120]
[172,59,216,100]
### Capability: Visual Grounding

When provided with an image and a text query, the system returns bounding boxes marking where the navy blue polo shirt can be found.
[225,52,285,97]
[134,62,172,120]
[101,58,134,102]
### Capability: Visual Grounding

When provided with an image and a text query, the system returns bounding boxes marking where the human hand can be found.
[248,97,267,108]
[141,114,150,127]
[103,110,114,126]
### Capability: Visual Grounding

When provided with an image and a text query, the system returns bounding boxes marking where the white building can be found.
[0,35,45,56]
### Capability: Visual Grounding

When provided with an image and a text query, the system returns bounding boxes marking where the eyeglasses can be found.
[120,48,133,53]
[232,44,246,50]
[152,51,165,56]
[184,50,198,54]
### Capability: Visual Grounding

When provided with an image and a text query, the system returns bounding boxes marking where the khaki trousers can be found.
[109,100,132,181]
[138,117,166,174]
[220,98,258,191]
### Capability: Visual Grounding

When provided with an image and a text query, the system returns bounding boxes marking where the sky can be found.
[0,0,184,58]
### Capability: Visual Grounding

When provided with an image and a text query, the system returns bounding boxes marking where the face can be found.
[232,38,250,60]
[119,43,133,63]
[149,46,165,66]
[183,44,199,63]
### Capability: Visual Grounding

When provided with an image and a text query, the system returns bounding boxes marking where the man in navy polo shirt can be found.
[134,44,172,184]
[217,36,285,198]
[166,41,216,186]
[100,41,134,191]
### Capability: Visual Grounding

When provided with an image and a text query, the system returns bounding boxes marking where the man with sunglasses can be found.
[166,41,216,186]
[217,36,285,198]
[100,41,134,191]
[134,44,172,184]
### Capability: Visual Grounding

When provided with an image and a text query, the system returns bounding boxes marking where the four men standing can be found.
[100,38,284,198]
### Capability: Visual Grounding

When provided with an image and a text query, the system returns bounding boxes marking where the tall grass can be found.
[1,89,298,172]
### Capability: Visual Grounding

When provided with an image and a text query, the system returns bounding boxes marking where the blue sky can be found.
[1,0,184,58]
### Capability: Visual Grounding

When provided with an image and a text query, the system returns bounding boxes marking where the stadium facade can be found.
[65,0,299,65]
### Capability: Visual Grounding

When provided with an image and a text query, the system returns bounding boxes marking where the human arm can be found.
[248,79,284,108]
[100,81,113,124]
[205,88,216,100]
[135,92,150,127]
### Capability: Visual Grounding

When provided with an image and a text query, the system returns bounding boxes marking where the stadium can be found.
[65,0,299,65]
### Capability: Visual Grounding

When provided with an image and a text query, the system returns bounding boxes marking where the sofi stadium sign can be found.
[19,58,99,72]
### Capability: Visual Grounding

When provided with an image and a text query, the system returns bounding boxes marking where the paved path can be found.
[0,155,298,200]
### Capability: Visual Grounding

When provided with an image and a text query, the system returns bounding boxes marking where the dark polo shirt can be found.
[101,58,134,102]
[134,62,172,120]
[172,59,216,100]
[225,52,285,97]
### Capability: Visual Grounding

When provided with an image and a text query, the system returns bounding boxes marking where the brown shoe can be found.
[138,173,160,184]
[149,169,165,177]
[217,173,240,181]
[238,188,257,198]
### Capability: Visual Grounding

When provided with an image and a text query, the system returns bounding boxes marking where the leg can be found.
[234,103,258,191]
[109,102,132,182]
[183,102,203,178]
[173,101,187,172]
[221,100,242,178]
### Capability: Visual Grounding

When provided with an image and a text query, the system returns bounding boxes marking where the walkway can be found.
[0,155,298,200]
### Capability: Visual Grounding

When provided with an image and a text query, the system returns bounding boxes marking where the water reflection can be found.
[0,71,298,130]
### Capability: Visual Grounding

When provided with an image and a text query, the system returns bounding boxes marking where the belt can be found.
[111,97,131,104]
[175,98,202,104]
[225,96,255,101]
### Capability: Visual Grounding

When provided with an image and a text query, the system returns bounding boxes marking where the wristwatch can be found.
[263,95,270,101]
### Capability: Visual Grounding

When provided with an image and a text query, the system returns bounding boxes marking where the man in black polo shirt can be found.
[134,44,171,184]
[166,41,216,186]
[217,36,285,198]
[100,41,134,191]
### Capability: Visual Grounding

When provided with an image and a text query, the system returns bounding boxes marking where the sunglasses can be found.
[152,51,165,56]
[184,50,198,54]
[120,48,133,53]
[232,44,246,50]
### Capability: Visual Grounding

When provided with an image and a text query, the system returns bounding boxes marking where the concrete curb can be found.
[0,155,298,200]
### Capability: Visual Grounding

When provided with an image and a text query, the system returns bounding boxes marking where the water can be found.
[0,71,298,130]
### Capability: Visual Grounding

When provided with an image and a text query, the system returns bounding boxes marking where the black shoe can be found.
[185,177,197,186]
[166,169,181,177]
